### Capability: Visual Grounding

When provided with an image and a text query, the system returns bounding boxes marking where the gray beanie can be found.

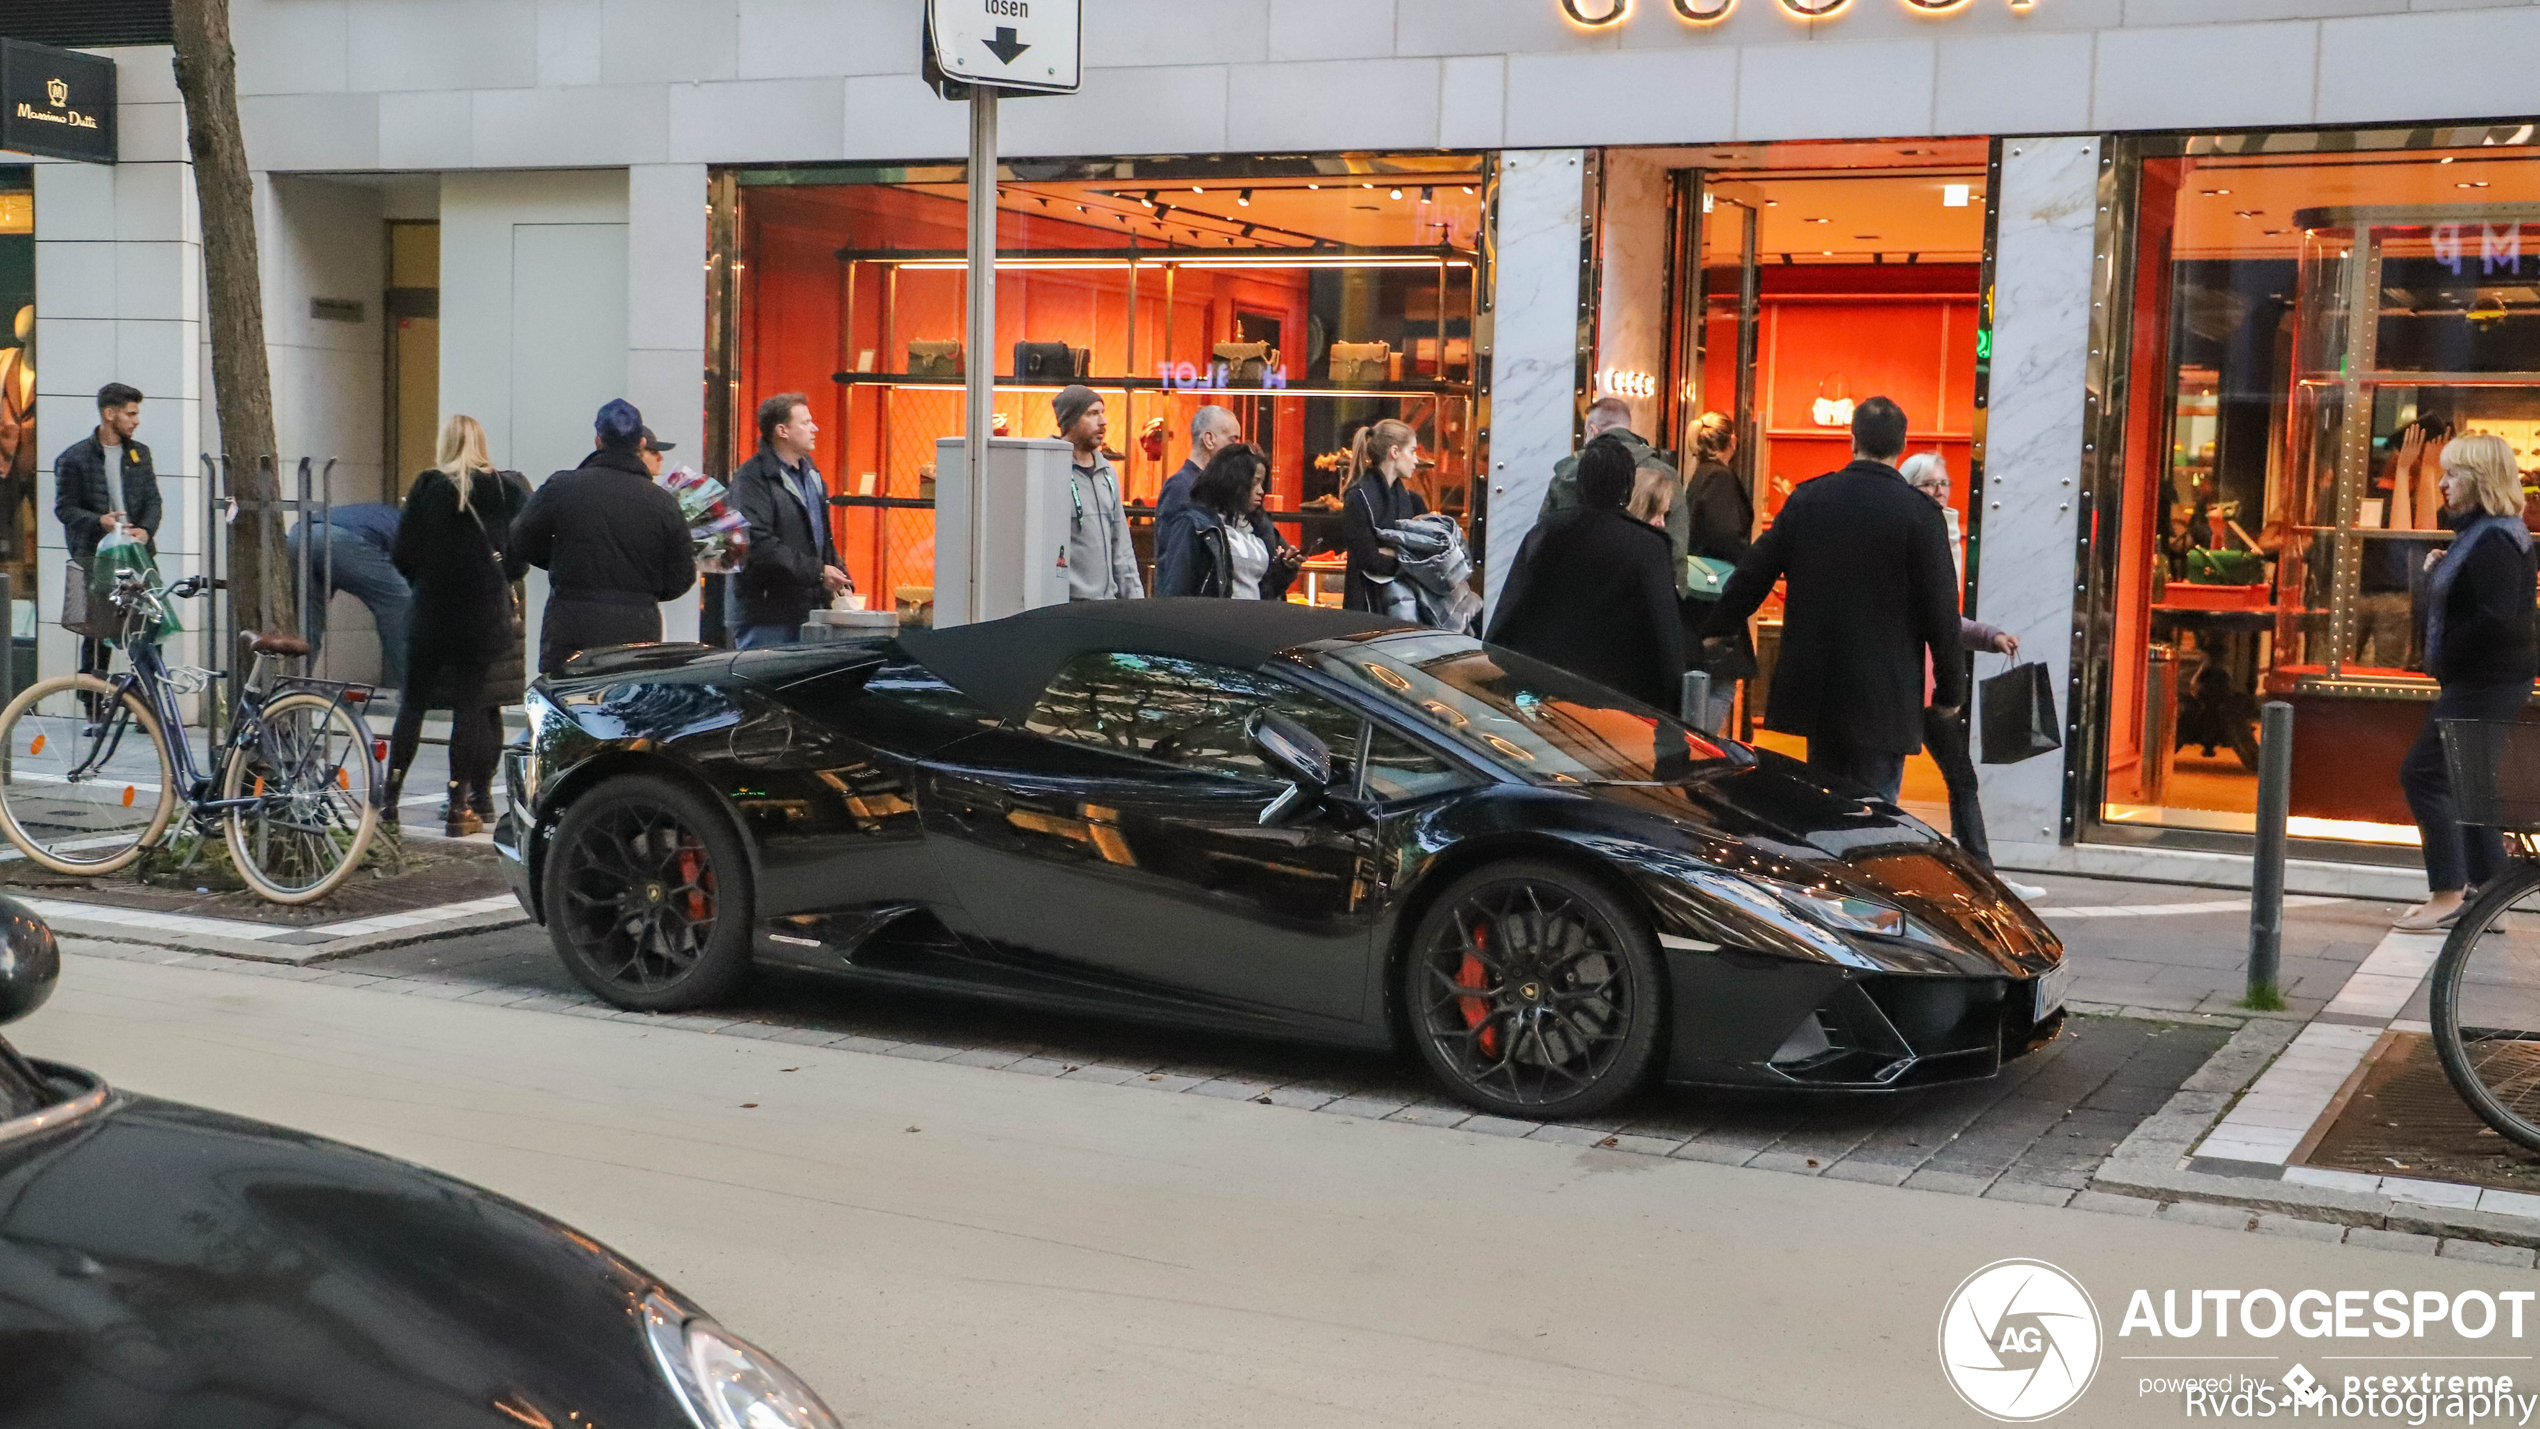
[1052,384,1101,437]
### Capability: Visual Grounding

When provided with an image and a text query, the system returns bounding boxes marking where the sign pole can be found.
[963,82,997,624]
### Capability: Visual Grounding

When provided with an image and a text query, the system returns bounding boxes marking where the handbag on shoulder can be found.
[907,340,964,380]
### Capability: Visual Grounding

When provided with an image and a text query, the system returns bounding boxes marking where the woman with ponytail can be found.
[1339,418,1426,614]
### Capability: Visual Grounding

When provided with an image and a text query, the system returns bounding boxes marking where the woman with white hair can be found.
[1901,453,2043,899]
[2393,432,2537,930]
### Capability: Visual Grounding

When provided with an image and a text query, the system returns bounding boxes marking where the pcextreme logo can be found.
[1939,1259,2104,1422]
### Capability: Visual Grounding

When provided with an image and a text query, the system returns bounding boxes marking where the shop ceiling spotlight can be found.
[1421,187,1434,203]
[1237,189,1252,206]
[1390,188,1405,200]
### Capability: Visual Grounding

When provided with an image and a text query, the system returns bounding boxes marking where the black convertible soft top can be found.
[897,598,1411,723]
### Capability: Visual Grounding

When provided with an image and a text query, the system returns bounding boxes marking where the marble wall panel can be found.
[1975,137,2101,862]
[1594,150,1671,442]
[1483,150,1586,616]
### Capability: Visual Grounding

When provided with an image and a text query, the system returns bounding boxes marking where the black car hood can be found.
[1576,746,2061,966]
[0,1081,690,1429]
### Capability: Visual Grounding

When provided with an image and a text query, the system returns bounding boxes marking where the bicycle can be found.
[0,570,381,904]
[2425,718,2540,1152]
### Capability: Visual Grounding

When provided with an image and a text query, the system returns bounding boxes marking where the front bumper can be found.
[493,745,539,924]
[1661,946,2064,1089]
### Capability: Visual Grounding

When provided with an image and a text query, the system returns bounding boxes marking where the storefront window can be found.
[2100,135,2540,846]
[724,158,1487,619]
[0,170,31,688]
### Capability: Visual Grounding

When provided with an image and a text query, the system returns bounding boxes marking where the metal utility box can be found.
[933,436,1074,627]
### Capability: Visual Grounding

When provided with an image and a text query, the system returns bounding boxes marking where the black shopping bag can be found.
[1979,660,2063,765]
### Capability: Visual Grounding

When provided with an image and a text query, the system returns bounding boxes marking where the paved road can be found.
[321,921,2228,1200]
[20,949,2539,1429]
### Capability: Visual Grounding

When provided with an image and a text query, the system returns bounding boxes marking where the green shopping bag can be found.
[88,532,180,645]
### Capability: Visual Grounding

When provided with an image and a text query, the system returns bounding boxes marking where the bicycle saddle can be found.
[243,631,312,657]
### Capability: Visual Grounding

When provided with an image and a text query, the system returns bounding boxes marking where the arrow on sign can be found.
[983,26,1030,64]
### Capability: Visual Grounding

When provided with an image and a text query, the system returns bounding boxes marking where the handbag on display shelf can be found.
[1212,341,1278,387]
[1012,341,1090,380]
[906,340,964,380]
[1329,341,1393,387]
[1979,659,2064,766]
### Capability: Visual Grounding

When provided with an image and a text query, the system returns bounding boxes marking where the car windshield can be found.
[1312,633,1730,785]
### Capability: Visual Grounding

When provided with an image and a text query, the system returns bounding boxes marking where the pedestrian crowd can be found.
[46,371,2097,885]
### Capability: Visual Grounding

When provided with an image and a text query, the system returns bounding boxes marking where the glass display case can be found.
[717,159,1491,616]
[2097,134,2540,849]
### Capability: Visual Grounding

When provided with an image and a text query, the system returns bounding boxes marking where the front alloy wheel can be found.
[1405,860,1664,1119]
[546,774,754,1012]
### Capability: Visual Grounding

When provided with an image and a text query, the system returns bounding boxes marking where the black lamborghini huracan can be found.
[494,600,2067,1120]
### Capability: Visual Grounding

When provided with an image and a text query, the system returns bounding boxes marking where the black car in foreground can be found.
[496,600,2066,1120]
[0,902,839,1429]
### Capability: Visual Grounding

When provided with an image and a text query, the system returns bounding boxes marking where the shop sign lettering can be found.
[1560,0,2033,24]
[2433,223,2523,277]
[1159,360,1289,391]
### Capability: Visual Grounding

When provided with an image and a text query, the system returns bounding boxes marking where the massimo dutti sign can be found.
[0,40,114,164]
[1560,0,2032,22]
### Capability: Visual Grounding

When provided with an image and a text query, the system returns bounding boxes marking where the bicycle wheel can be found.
[221,691,378,904]
[0,674,178,875]
[2429,859,2540,1152]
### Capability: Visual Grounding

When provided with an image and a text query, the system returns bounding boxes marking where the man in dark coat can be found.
[511,399,697,675]
[1487,434,1685,710]
[727,391,848,649]
[1539,397,1691,599]
[54,382,161,683]
[1699,396,1963,802]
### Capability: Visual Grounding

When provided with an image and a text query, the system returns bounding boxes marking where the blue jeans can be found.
[732,622,799,651]
[288,526,412,690]
[1806,734,1907,805]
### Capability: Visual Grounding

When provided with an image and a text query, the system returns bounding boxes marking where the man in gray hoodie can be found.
[1054,384,1143,601]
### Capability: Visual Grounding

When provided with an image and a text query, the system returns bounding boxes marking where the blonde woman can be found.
[1340,418,1424,613]
[387,415,525,836]
[2394,433,2536,930]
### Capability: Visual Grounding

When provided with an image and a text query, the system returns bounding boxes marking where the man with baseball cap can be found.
[1056,384,1142,601]
[511,398,697,674]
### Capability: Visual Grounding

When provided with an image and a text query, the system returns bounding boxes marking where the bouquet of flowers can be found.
[659,466,750,573]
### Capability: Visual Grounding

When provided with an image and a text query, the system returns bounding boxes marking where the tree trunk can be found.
[169,0,283,642]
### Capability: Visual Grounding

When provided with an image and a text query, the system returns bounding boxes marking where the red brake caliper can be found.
[1456,925,1498,1058]
[679,844,712,922]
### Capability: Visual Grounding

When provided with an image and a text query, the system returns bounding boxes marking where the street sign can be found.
[927,0,1081,95]
[0,40,114,165]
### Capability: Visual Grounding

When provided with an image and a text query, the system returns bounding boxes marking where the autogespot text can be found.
[2126,1288,2540,1422]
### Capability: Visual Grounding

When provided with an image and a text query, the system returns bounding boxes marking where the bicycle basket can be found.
[2439,719,2540,830]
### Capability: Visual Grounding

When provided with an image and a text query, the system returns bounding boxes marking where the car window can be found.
[1361,723,1471,802]
[1025,652,1365,785]
[1315,633,1729,786]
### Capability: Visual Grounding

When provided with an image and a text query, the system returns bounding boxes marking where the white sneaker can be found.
[2004,880,2049,901]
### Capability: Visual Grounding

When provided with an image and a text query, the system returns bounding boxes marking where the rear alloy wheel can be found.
[1404,860,1664,1120]
[545,774,755,1012]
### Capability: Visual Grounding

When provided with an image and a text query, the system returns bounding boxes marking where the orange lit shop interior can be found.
[1659,141,1990,817]
[2101,139,2540,851]
[731,157,1486,609]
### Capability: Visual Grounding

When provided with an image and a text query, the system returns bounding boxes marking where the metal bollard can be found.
[1681,670,1712,732]
[2247,700,2294,1008]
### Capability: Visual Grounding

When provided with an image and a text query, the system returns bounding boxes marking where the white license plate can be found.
[2031,961,2072,1023]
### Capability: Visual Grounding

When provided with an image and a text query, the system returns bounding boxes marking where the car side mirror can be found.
[0,898,59,1027]
[1248,710,1332,790]
[1248,711,1336,826]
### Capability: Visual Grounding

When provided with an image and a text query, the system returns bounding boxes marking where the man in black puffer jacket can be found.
[511,399,696,675]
